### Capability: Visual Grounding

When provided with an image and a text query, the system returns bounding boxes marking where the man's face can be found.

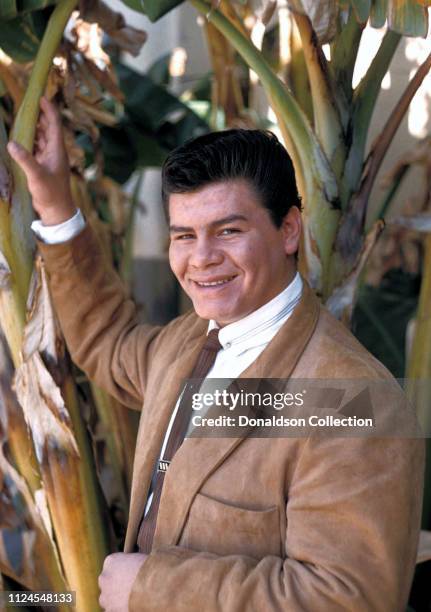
[168,179,300,326]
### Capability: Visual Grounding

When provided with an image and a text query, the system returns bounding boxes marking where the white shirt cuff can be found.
[31,209,86,244]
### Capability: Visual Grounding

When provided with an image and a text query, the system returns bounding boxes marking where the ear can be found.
[280,206,302,256]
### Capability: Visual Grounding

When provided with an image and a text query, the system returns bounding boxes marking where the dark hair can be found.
[161,129,301,227]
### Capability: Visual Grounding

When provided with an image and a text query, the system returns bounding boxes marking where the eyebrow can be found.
[169,214,248,233]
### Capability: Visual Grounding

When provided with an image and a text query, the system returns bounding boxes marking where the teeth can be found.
[196,276,234,287]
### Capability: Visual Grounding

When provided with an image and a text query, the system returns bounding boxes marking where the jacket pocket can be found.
[179,492,281,559]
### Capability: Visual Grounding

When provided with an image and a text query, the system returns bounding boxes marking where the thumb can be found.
[7,141,42,178]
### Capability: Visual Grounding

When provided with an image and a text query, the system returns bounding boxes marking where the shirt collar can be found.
[207,272,303,352]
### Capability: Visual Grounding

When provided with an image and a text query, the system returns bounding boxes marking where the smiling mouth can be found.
[193,275,237,288]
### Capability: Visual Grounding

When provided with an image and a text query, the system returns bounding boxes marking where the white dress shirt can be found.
[32,208,303,515]
[31,208,86,244]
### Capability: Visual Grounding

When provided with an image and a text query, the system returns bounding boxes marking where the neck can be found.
[215,267,298,329]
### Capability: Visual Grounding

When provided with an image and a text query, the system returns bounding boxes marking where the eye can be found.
[220,227,241,236]
[173,233,195,240]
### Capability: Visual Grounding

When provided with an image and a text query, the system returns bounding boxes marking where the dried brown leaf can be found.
[286,0,339,43]
[74,97,117,127]
[79,0,147,57]
[204,21,245,124]
[63,127,86,172]
[13,259,78,462]
[106,27,147,58]
[14,354,79,463]
[0,60,26,110]
[59,62,100,140]
[72,18,110,66]
[45,65,64,102]
[0,440,62,590]
[94,176,129,235]
[22,258,63,364]
[81,56,124,102]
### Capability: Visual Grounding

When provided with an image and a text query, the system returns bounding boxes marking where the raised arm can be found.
[8,98,161,409]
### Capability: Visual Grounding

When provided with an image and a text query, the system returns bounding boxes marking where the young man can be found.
[8,99,424,612]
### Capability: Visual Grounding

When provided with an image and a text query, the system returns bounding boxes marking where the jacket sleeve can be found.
[128,434,424,611]
[37,223,163,410]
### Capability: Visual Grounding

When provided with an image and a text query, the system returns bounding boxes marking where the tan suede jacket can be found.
[38,225,424,612]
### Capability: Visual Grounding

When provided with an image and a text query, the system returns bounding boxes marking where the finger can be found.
[35,124,46,142]
[34,144,47,164]
[36,118,49,137]
[37,104,49,122]
[40,98,67,156]
[35,119,49,150]
[35,131,47,153]
[40,97,62,137]
[7,141,43,178]
[38,106,50,127]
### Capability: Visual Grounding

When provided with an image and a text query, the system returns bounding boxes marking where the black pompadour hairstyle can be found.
[161,128,302,227]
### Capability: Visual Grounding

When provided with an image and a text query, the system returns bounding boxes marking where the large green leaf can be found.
[99,123,166,183]
[119,0,185,21]
[350,0,371,22]
[0,14,41,62]
[117,65,182,130]
[147,53,172,86]
[370,0,388,27]
[388,0,429,37]
[100,125,138,184]
[370,0,429,36]
[0,0,58,20]
[133,129,167,167]
[352,269,420,378]
[115,62,208,141]
[20,0,58,11]
[0,1,17,20]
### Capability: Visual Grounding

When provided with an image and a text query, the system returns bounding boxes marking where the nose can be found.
[189,236,223,269]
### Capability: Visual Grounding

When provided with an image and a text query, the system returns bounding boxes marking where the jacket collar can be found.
[208,272,303,356]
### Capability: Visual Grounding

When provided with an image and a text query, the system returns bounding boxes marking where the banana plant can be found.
[0,1,112,607]
[124,0,429,305]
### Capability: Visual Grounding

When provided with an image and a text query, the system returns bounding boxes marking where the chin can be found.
[193,303,234,323]
[195,308,223,321]
[203,310,245,326]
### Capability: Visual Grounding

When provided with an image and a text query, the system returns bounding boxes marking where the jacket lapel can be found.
[125,318,208,550]
[152,281,321,549]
